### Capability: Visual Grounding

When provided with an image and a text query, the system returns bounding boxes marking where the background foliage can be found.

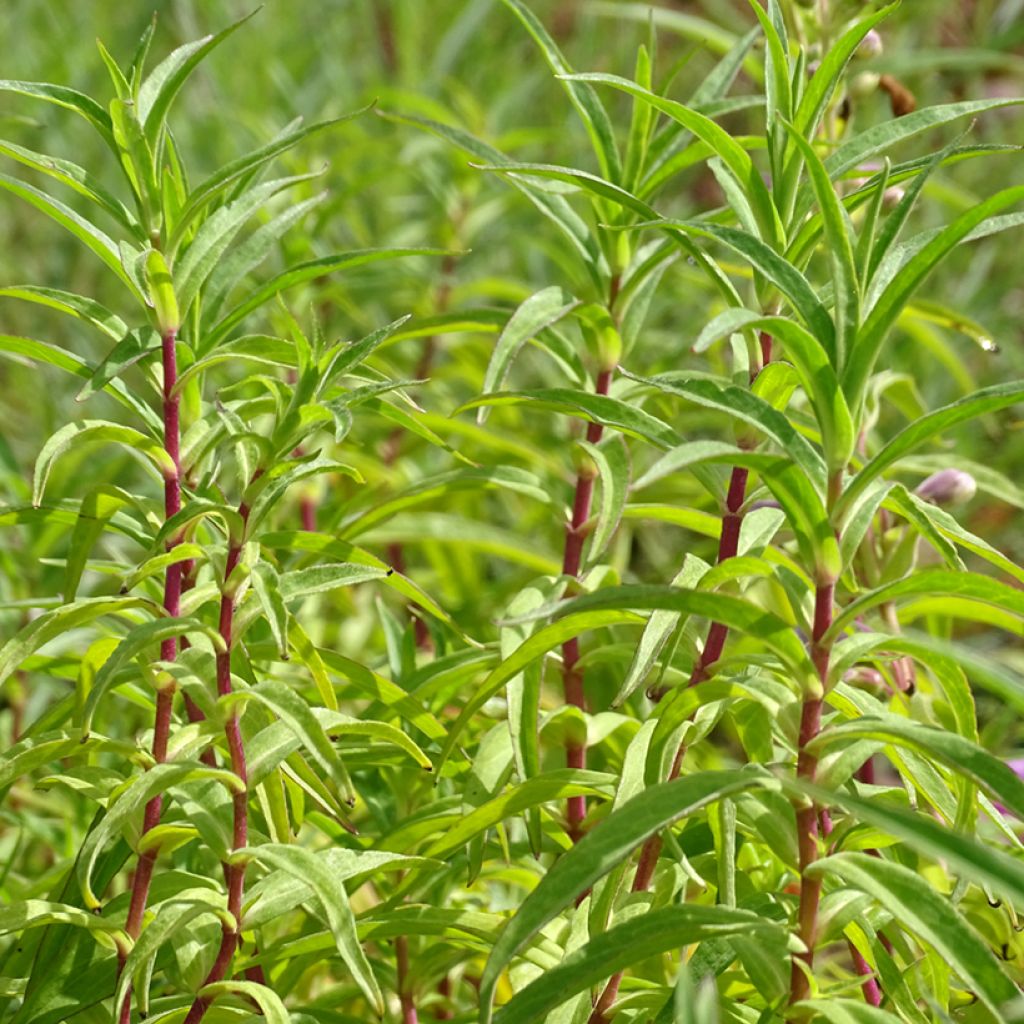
[1,2,1023,1023]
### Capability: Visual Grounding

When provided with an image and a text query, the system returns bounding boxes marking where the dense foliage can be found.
[2,1,1024,1022]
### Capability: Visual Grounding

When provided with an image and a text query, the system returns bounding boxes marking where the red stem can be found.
[117,328,182,1023]
[592,335,773,1022]
[182,490,256,1024]
[562,367,613,842]
[789,580,834,1005]
[435,975,453,1020]
[396,935,418,1024]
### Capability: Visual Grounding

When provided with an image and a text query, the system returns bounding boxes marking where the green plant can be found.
[3,2,1024,1023]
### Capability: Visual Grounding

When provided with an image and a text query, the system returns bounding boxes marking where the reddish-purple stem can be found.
[435,975,453,1019]
[789,580,834,1005]
[182,489,256,1024]
[117,328,182,1024]
[562,367,613,842]
[592,335,772,1022]
[397,935,418,1024]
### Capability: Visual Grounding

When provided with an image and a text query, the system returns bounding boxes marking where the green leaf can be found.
[809,852,1018,1015]
[78,761,241,907]
[242,844,382,1013]
[565,72,781,245]
[63,486,133,600]
[0,79,113,143]
[839,381,1024,518]
[0,173,137,294]
[80,616,223,734]
[845,185,1024,404]
[230,680,356,804]
[473,160,655,220]
[204,248,451,353]
[318,649,445,742]
[251,563,289,658]
[479,286,579,420]
[276,564,387,601]
[457,388,679,449]
[0,138,136,230]
[0,285,127,340]
[198,980,291,1024]
[380,109,605,281]
[628,367,827,488]
[830,568,1024,638]
[499,0,621,182]
[114,896,228,1017]
[811,714,1024,820]
[33,420,174,506]
[0,596,152,688]
[580,435,629,565]
[793,5,896,142]
[0,334,160,430]
[478,768,765,1023]
[824,98,1024,185]
[170,109,370,253]
[708,311,857,471]
[644,220,834,355]
[794,780,1024,909]
[425,770,614,859]
[494,904,786,1023]
[77,327,160,401]
[137,13,256,145]
[0,900,124,937]
[201,192,326,321]
[783,125,859,364]
[173,172,322,317]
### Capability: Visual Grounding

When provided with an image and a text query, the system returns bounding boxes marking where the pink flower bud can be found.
[915,468,977,507]
[858,30,883,59]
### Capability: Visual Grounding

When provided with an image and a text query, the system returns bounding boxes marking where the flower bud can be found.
[882,186,905,210]
[849,71,880,98]
[915,468,977,507]
[857,30,883,59]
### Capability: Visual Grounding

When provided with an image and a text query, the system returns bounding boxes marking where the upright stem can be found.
[649,331,772,701]
[396,935,418,1024]
[592,334,773,1022]
[434,975,454,1020]
[182,487,256,1024]
[562,367,613,841]
[117,328,181,1024]
[789,579,834,1004]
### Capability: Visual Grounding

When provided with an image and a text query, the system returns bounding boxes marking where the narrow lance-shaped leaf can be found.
[137,12,257,145]
[0,173,138,295]
[783,124,860,366]
[562,72,782,246]
[203,248,453,353]
[838,380,1024,517]
[498,0,621,183]
[242,844,383,1013]
[457,388,679,449]
[33,419,174,507]
[169,107,372,253]
[809,852,1018,1015]
[479,286,579,420]
[579,435,629,565]
[78,762,242,907]
[844,185,1024,405]
[495,905,787,1023]
[478,768,766,1023]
